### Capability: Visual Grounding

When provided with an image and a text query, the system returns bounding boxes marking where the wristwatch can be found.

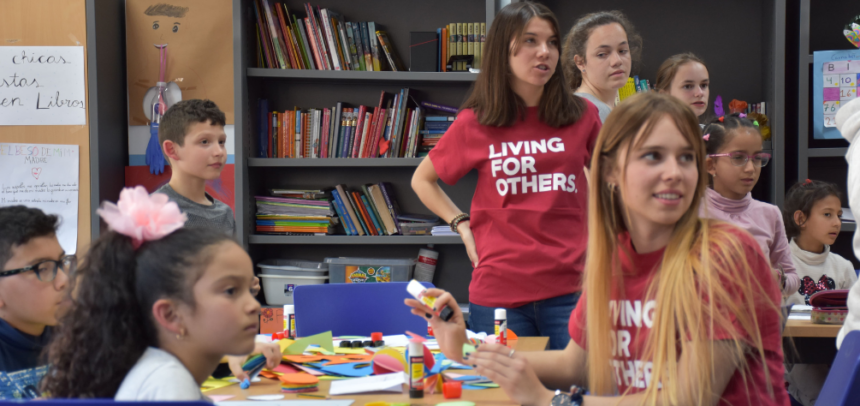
[551,385,584,406]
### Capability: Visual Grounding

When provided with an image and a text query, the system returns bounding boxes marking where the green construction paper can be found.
[286,331,335,355]
[318,375,352,380]
[469,382,500,388]
[462,343,476,358]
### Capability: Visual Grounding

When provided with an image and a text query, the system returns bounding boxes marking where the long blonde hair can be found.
[584,93,779,404]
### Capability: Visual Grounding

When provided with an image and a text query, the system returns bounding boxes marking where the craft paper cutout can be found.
[373,353,406,375]
[286,331,334,354]
[714,95,725,117]
[273,363,301,374]
[290,363,325,376]
[278,373,320,385]
[320,362,374,377]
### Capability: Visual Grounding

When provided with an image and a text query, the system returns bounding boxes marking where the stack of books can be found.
[417,114,455,157]
[253,0,403,71]
[431,225,458,236]
[332,183,402,236]
[258,92,459,159]
[255,193,335,235]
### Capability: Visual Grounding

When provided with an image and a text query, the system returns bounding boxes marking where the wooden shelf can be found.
[248,158,424,167]
[247,68,478,83]
[248,235,463,245]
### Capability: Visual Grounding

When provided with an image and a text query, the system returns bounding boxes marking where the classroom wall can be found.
[0,0,92,254]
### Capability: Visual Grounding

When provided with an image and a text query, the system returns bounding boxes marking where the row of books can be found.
[255,192,335,235]
[253,0,404,71]
[257,92,458,159]
[617,77,768,117]
[0,366,47,400]
[440,22,486,72]
[331,183,443,236]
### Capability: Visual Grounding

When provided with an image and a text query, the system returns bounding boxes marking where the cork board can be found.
[0,0,91,254]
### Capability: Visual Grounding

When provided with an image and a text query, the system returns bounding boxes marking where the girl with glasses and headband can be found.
[700,113,798,296]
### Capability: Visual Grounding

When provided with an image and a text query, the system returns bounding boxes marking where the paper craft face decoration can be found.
[126,0,234,126]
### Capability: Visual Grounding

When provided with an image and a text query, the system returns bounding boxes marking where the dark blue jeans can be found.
[468,291,581,350]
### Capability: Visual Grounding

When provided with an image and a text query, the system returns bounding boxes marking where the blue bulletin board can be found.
[813,50,860,139]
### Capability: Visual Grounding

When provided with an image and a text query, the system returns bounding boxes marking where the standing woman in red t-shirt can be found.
[407,93,788,405]
[411,2,601,350]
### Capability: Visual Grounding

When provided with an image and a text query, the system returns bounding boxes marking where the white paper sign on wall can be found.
[0,143,80,254]
[0,46,86,126]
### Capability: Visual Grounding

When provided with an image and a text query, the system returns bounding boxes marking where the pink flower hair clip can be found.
[97,186,187,249]
[703,133,711,141]
[739,113,747,118]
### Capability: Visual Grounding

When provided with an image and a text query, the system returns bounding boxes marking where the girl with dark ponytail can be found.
[42,187,262,400]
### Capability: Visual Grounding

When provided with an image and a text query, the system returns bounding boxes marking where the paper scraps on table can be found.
[201,376,236,392]
[286,331,334,355]
[328,372,405,396]
[320,362,374,377]
[208,395,234,402]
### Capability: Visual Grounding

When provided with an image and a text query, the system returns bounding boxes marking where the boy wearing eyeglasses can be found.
[0,206,73,372]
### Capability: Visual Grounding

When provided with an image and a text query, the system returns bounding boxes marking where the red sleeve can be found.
[428,109,480,185]
[706,226,781,343]
[584,104,601,165]
[568,291,588,349]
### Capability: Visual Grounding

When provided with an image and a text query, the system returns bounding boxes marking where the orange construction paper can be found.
[283,355,326,363]
[319,355,374,366]
[278,373,320,385]
[260,371,279,379]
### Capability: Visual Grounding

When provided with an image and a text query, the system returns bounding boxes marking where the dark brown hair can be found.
[561,11,642,90]
[159,99,226,147]
[783,180,843,238]
[42,228,233,398]
[655,53,708,92]
[461,1,585,128]
[0,206,59,270]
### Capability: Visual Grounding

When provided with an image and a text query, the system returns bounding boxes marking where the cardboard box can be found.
[260,306,284,335]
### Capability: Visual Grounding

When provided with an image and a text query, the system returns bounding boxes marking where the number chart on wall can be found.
[814,50,860,139]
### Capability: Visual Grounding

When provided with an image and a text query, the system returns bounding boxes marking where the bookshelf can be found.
[233,0,790,303]
[233,0,490,301]
[790,0,860,266]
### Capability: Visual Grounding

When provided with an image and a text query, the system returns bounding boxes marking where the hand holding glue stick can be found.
[404,281,469,363]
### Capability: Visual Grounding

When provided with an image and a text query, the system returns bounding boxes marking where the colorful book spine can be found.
[378,182,402,235]
[368,21,382,71]
[346,191,371,235]
[353,192,378,235]
[361,194,385,235]
[360,22,374,71]
[331,191,355,235]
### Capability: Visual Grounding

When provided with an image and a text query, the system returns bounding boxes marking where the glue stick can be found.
[283,304,295,339]
[407,280,453,321]
[495,309,507,346]
[408,340,424,398]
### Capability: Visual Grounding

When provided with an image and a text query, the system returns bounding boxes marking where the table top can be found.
[208,337,550,404]
[784,318,842,338]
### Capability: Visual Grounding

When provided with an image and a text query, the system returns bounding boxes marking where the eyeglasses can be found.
[0,255,76,282]
[707,152,772,168]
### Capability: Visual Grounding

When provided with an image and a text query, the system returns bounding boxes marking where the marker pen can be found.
[408,340,424,398]
[407,279,453,321]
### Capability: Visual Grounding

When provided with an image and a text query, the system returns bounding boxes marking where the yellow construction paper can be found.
[334,347,369,355]
[285,331,334,355]
[278,338,295,354]
[373,347,407,370]
[306,347,335,355]
[319,375,352,380]
[201,376,235,392]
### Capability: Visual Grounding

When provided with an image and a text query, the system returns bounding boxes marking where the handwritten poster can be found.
[814,50,860,139]
[0,143,80,254]
[0,46,86,126]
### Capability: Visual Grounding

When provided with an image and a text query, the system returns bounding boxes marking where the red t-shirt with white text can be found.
[568,224,788,405]
[429,104,601,308]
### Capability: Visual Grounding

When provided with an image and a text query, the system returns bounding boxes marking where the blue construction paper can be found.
[451,375,489,382]
[320,362,374,377]
[463,384,490,390]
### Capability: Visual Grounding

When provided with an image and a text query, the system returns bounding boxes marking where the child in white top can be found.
[40,187,280,399]
[784,179,857,306]
[782,179,857,406]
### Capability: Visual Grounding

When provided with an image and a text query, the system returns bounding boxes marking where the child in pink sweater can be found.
[700,114,799,295]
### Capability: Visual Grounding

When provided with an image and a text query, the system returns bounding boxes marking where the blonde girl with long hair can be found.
[406,93,788,406]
